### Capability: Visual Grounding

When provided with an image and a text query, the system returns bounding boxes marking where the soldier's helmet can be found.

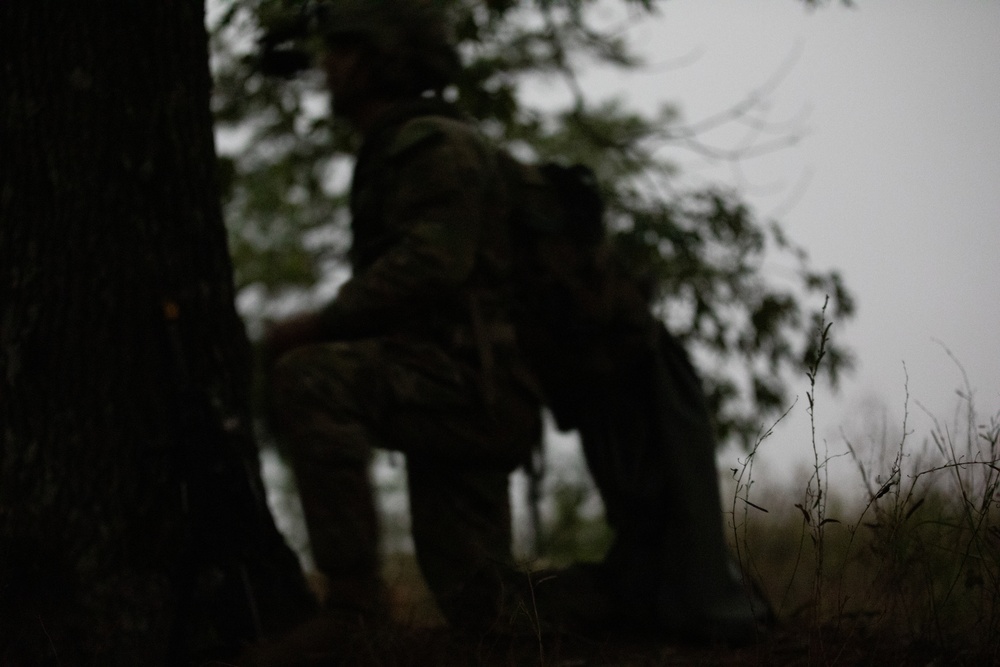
[310,0,460,96]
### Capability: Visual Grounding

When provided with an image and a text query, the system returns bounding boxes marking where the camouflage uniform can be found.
[261,2,772,648]
[269,100,543,629]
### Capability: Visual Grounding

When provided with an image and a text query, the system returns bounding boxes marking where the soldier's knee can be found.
[265,348,304,414]
[266,345,348,436]
[269,347,313,396]
[266,346,374,462]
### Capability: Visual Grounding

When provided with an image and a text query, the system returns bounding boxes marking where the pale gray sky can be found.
[570,0,1000,487]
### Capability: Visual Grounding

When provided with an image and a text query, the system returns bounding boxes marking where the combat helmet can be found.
[311,0,460,96]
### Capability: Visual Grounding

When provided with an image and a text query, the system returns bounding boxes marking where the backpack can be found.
[498,155,654,432]
[498,154,774,638]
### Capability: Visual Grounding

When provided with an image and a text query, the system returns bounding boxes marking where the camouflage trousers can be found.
[268,337,544,630]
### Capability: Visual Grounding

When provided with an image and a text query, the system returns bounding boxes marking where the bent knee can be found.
[268,342,377,423]
[269,345,319,392]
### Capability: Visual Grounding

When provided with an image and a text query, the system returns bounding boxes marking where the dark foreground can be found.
[229,560,981,667]
[231,622,976,667]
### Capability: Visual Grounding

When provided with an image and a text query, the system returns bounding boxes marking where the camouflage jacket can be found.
[318,100,515,352]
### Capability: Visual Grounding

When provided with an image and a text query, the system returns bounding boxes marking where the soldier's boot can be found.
[662,558,774,646]
[603,533,773,647]
[518,562,623,636]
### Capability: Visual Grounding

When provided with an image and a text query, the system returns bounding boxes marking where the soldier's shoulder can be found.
[387,115,480,160]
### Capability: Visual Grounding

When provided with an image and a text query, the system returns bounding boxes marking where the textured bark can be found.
[0,2,313,664]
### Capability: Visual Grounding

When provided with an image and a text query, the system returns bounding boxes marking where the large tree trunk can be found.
[0,2,313,664]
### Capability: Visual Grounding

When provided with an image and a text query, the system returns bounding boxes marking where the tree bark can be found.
[0,2,313,664]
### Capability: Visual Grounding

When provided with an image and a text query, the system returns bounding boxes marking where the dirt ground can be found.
[267,620,962,667]
[316,557,967,667]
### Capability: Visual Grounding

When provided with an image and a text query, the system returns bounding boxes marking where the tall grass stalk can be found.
[730,301,999,664]
[801,299,839,636]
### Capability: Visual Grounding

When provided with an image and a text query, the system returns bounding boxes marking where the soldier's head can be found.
[310,0,459,112]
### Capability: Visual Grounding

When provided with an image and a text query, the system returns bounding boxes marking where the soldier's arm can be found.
[319,120,491,339]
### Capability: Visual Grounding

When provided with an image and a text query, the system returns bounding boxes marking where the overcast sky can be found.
[565,0,1000,488]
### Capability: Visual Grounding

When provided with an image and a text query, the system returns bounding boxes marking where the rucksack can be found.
[498,155,654,432]
[499,154,774,639]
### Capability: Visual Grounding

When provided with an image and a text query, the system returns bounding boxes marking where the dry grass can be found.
[724,319,1000,666]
